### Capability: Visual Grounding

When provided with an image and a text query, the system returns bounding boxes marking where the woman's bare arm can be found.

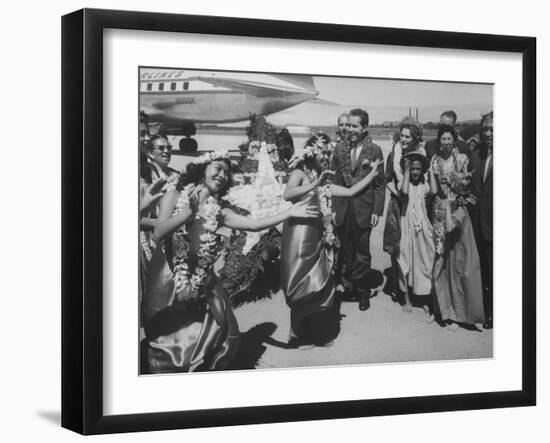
[330,159,381,197]
[283,169,332,202]
[222,200,318,232]
[152,191,193,242]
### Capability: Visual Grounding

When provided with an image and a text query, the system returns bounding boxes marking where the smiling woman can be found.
[141,151,318,373]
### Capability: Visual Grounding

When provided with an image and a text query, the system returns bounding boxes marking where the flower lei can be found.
[304,169,338,249]
[148,161,180,193]
[431,148,472,204]
[318,183,338,248]
[334,138,374,187]
[140,231,154,262]
[192,149,230,166]
[171,185,223,302]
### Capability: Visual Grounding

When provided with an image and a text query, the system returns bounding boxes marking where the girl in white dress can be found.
[398,152,436,317]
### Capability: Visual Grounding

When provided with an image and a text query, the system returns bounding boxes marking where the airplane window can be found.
[146,83,152,91]
[158,83,164,91]
[183,82,189,91]
[171,82,176,91]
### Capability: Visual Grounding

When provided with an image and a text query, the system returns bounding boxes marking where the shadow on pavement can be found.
[228,322,279,370]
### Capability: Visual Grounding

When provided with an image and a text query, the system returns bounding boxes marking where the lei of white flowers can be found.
[305,169,337,249]
[318,184,337,248]
[140,231,153,261]
[171,185,222,302]
[191,149,230,166]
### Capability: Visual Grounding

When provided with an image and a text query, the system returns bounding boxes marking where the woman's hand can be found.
[369,158,382,173]
[140,178,167,213]
[289,199,319,218]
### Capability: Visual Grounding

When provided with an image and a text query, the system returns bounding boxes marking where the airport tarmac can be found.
[229,213,493,371]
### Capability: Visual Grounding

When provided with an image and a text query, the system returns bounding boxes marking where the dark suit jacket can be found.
[332,139,385,229]
[425,138,470,160]
[469,145,493,242]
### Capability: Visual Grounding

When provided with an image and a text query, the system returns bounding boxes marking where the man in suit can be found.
[424,110,470,159]
[332,108,385,311]
[469,112,493,329]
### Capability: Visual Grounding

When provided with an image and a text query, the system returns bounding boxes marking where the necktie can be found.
[483,155,492,183]
[351,147,357,169]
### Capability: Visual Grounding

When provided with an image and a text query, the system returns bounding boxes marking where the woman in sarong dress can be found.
[142,151,318,373]
[281,145,381,347]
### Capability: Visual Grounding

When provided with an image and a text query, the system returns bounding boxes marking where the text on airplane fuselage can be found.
[141,71,185,80]
[175,97,196,104]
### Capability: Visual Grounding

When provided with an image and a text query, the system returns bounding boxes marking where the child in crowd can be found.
[398,152,435,319]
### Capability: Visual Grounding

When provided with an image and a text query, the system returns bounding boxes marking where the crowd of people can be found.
[138,107,494,373]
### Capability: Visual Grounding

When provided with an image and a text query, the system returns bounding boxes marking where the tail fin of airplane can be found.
[272,74,317,93]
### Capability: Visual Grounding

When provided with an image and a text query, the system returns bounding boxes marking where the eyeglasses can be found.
[152,144,172,152]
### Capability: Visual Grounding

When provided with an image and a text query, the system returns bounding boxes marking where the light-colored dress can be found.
[431,149,485,324]
[398,181,435,295]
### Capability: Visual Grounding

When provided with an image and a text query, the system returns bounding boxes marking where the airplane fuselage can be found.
[139,70,318,132]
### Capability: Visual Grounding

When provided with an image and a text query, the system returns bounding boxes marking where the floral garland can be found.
[318,183,338,248]
[140,231,154,262]
[431,148,472,203]
[148,161,180,193]
[191,149,230,166]
[303,169,338,249]
[171,185,223,302]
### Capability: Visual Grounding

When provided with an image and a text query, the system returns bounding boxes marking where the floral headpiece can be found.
[309,131,330,149]
[191,150,230,165]
[288,145,321,169]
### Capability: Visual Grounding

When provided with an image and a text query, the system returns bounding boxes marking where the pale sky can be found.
[267,75,493,126]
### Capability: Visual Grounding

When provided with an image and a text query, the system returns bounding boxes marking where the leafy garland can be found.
[171,185,224,302]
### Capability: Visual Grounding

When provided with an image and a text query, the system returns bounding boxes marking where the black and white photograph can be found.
[138,67,494,374]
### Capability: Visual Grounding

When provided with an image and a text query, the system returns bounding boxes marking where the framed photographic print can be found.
[62,8,536,435]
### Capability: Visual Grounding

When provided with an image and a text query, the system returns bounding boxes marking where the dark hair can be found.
[294,156,322,176]
[275,128,295,161]
[480,111,493,129]
[148,134,170,149]
[305,132,331,149]
[140,153,154,183]
[349,108,369,127]
[176,158,233,197]
[440,110,458,124]
[437,124,458,143]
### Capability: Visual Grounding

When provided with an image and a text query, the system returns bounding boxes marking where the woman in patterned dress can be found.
[430,125,485,330]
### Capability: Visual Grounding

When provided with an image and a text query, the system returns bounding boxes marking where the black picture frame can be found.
[62,8,536,435]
